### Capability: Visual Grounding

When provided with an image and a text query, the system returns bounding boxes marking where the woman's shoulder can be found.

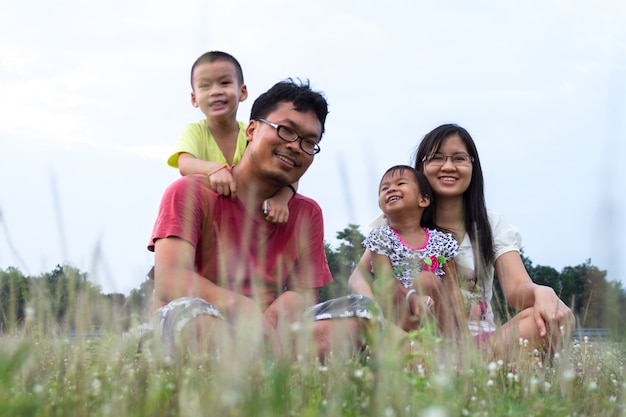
[487,210,522,256]
[367,214,388,233]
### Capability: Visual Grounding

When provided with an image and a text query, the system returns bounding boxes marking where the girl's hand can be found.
[407,293,433,321]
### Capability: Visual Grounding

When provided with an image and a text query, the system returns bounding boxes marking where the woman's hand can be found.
[532,285,574,338]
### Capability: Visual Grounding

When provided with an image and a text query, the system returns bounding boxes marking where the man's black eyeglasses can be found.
[257,119,321,155]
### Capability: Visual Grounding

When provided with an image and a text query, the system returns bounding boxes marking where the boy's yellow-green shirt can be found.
[167,120,248,168]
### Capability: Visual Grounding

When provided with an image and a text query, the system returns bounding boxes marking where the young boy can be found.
[167,51,297,223]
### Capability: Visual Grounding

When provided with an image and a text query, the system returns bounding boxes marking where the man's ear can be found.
[191,91,199,108]
[245,119,257,143]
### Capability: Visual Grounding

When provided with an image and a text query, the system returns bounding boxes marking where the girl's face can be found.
[378,171,429,217]
[422,134,473,199]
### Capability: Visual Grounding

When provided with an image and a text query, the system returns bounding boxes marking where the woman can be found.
[349,124,573,359]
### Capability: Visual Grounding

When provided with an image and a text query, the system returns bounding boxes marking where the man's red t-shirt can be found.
[148,174,333,309]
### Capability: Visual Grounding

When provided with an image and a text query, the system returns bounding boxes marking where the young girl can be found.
[363,165,462,336]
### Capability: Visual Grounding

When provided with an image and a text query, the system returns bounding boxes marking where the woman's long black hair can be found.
[412,124,494,270]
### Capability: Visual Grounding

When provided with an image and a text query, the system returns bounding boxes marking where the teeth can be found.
[277,154,295,166]
[387,196,400,203]
[441,177,456,181]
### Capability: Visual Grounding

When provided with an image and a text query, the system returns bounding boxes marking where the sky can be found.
[0,0,625,295]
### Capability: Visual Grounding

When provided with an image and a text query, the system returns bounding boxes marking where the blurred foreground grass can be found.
[1,319,624,417]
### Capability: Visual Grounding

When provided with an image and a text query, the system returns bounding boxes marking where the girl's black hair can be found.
[380,165,436,229]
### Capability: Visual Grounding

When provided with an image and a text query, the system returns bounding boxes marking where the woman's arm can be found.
[495,251,573,337]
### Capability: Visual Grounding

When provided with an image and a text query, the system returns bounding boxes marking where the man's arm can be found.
[154,236,260,320]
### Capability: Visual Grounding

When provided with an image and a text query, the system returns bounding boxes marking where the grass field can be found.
[1,314,624,417]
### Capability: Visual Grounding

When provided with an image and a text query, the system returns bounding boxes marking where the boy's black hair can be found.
[380,165,436,229]
[190,51,244,87]
[249,78,329,139]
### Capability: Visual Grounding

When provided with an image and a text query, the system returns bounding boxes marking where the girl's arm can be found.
[347,249,376,298]
[370,252,401,318]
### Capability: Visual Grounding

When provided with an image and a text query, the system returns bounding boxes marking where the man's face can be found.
[245,102,322,187]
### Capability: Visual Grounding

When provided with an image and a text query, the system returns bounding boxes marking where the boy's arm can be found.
[178,152,225,176]
[178,153,238,200]
[264,181,298,224]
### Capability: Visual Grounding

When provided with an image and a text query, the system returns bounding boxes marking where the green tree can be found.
[319,224,366,302]
[123,278,155,325]
[560,260,593,317]
[0,267,30,333]
[335,224,366,274]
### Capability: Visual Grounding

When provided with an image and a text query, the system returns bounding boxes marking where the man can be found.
[146,79,377,361]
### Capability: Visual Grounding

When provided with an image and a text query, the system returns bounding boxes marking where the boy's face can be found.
[191,60,248,122]
[378,171,429,216]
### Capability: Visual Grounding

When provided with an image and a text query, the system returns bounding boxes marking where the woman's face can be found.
[422,134,473,199]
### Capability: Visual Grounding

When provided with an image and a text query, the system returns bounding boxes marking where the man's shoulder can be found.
[291,193,322,212]
[166,174,214,196]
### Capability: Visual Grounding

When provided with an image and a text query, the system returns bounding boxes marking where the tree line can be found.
[1,224,624,335]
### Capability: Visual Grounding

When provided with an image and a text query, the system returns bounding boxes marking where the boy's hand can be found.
[208,169,237,200]
[262,198,290,224]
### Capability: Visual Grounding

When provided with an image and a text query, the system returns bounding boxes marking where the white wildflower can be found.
[422,405,448,417]
[290,322,302,332]
[384,406,396,417]
[432,372,450,388]
[92,378,102,394]
[561,369,576,382]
